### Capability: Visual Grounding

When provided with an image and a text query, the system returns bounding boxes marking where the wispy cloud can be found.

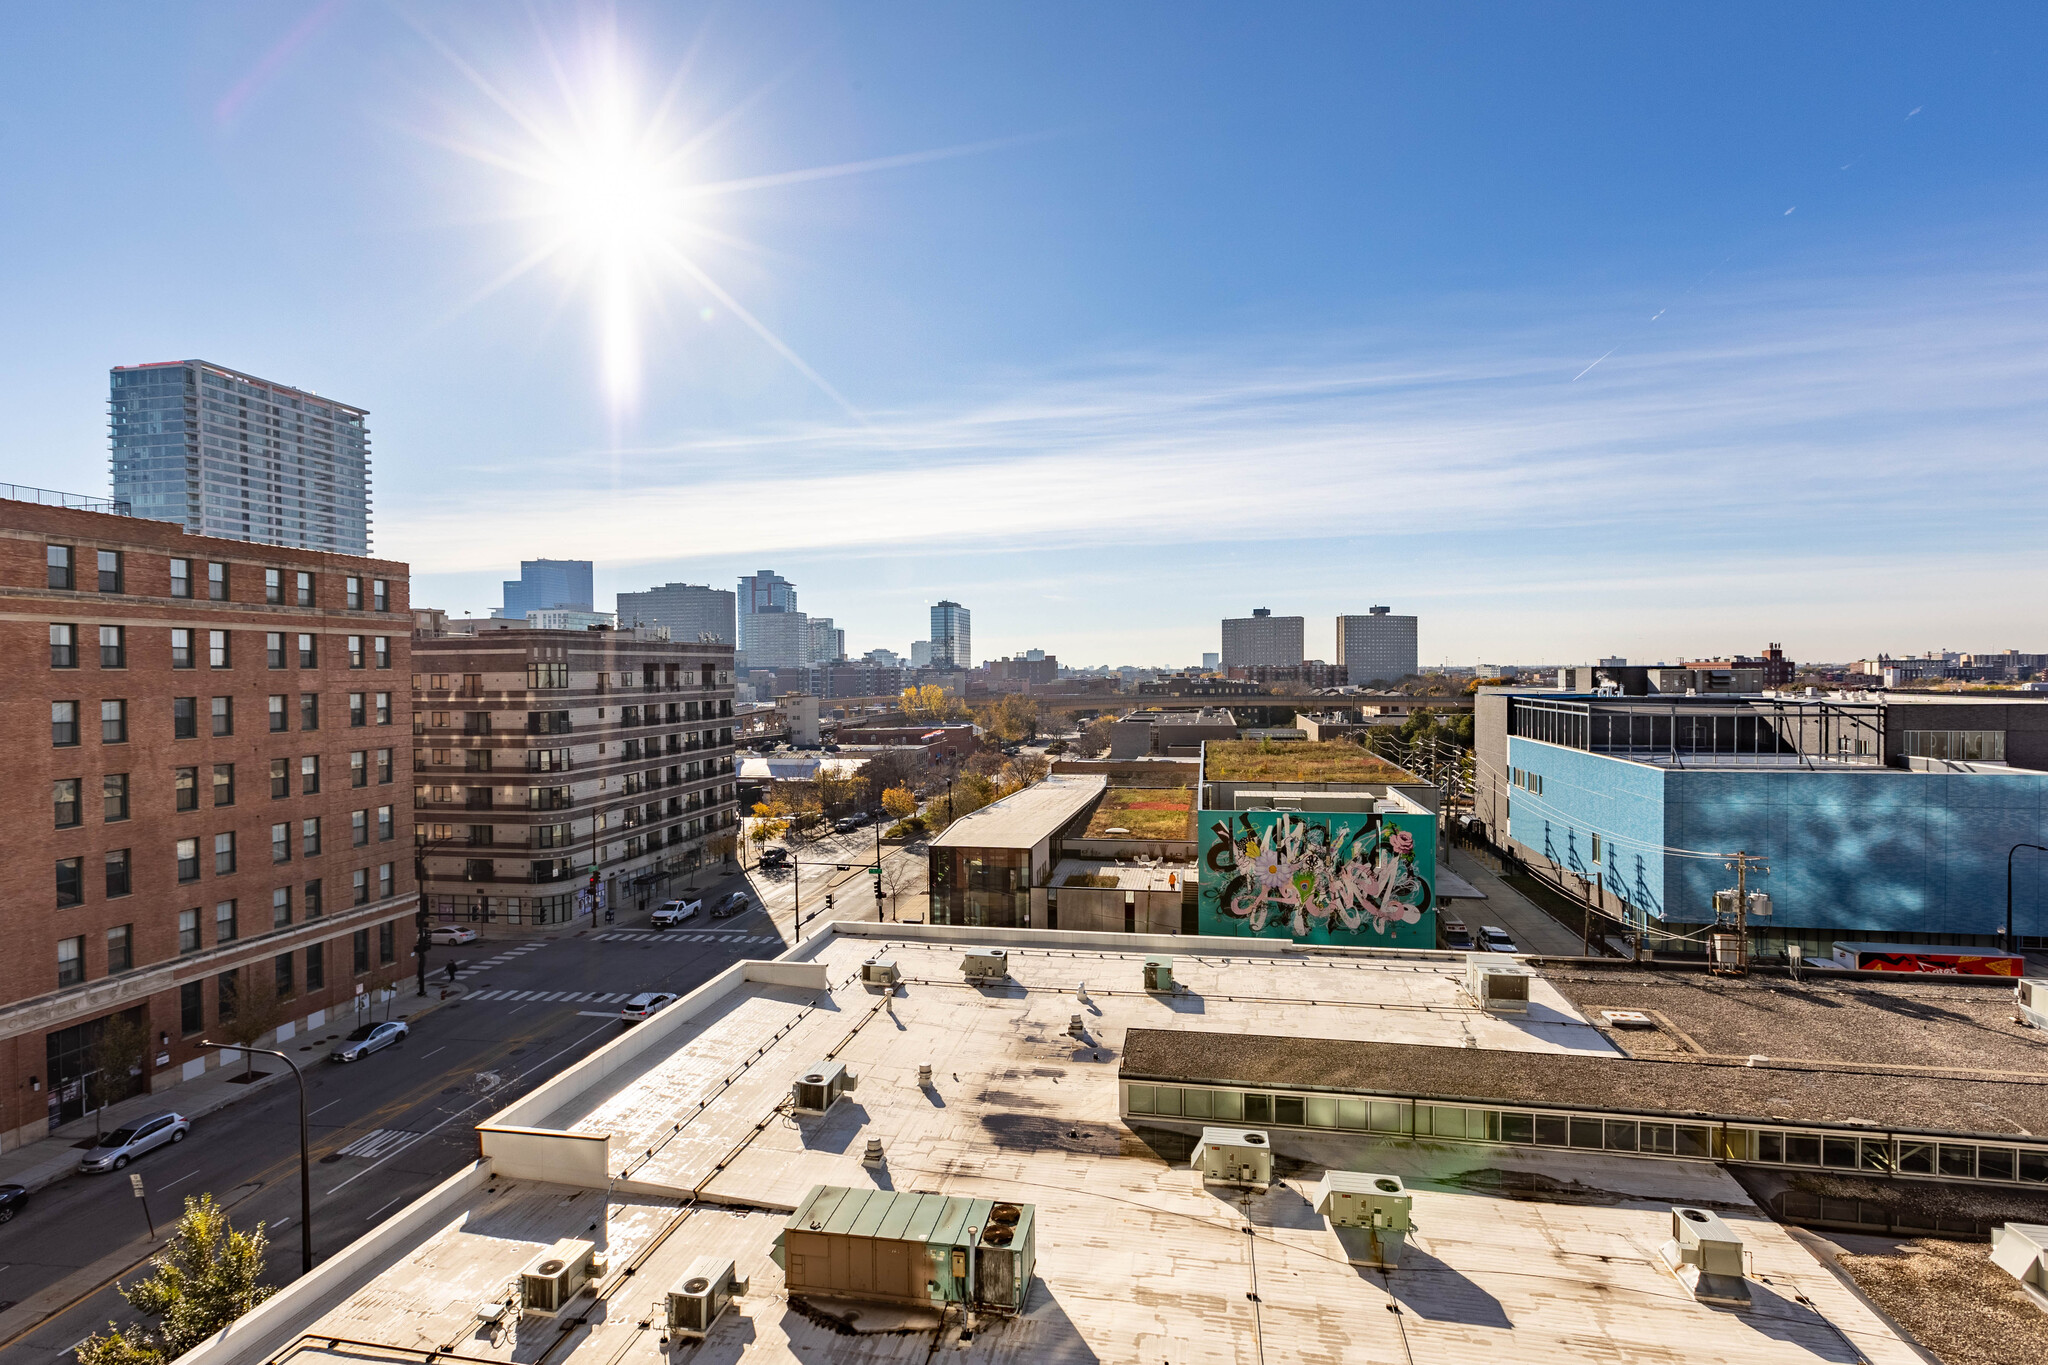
[385,256,2048,581]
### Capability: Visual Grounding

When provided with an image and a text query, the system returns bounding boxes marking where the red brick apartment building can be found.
[410,622,739,928]
[0,500,415,1152]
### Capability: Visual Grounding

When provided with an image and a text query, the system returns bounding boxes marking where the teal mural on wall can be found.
[1198,808,1436,946]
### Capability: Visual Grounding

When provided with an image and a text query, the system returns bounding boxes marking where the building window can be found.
[57,857,83,907]
[273,822,292,864]
[306,941,324,990]
[346,576,363,609]
[178,908,201,954]
[213,763,235,807]
[175,766,199,811]
[378,805,394,841]
[377,748,393,783]
[269,758,288,799]
[217,968,239,1022]
[105,848,131,897]
[305,877,323,917]
[375,692,392,725]
[298,633,317,668]
[101,699,128,743]
[52,700,79,746]
[50,623,77,668]
[216,899,237,942]
[99,625,125,668]
[351,751,367,787]
[208,562,227,601]
[378,918,395,961]
[180,980,203,1033]
[353,867,369,905]
[97,550,123,593]
[302,816,321,856]
[47,544,74,590]
[265,568,284,605]
[267,632,285,669]
[352,928,370,974]
[349,692,366,727]
[172,696,196,740]
[176,838,199,882]
[270,694,288,732]
[214,831,236,875]
[296,571,314,608]
[348,636,364,669]
[373,636,390,669]
[211,696,233,736]
[1902,729,2008,763]
[301,693,320,730]
[352,810,368,846]
[526,663,568,689]
[54,778,80,828]
[275,953,295,999]
[107,924,133,974]
[209,630,231,668]
[171,628,194,669]
[302,755,320,794]
[57,936,84,987]
[272,886,292,927]
[170,558,191,598]
[372,579,389,612]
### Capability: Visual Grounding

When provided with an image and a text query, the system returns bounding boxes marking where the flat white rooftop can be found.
[927,774,1107,850]
[188,925,1931,1365]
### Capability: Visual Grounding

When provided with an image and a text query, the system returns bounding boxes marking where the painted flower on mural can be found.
[1212,812,1431,939]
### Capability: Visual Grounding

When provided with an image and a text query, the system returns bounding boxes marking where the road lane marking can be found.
[365,1196,406,1222]
[160,1168,201,1190]
[419,1047,445,1060]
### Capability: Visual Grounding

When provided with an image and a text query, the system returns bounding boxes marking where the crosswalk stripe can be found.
[337,1128,422,1159]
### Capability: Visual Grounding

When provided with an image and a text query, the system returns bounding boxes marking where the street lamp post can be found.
[203,1040,312,1274]
[2005,843,2048,955]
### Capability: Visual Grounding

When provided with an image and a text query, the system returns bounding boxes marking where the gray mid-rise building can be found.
[617,581,736,644]
[503,559,594,618]
[1336,606,1419,686]
[1221,608,1304,670]
[110,359,371,552]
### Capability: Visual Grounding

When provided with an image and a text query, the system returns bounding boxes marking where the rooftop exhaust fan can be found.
[1657,1206,1750,1307]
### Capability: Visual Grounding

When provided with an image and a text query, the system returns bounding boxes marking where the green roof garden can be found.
[1202,739,1418,785]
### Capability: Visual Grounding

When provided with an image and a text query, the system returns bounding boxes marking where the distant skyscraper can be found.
[1336,607,1419,685]
[503,560,594,618]
[1221,608,1304,669]
[110,359,370,552]
[808,616,846,664]
[930,601,971,669]
[616,581,736,643]
[910,640,933,667]
[742,608,810,672]
[738,570,798,657]
[1203,652,1221,671]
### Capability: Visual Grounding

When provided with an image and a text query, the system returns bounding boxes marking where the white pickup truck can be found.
[651,895,702,928]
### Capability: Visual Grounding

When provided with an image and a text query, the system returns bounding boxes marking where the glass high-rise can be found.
[503,559,595,617]
[109,360,371,553]
[930,600,971,669]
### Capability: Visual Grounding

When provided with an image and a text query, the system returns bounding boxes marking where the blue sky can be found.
[2,4,2045,667]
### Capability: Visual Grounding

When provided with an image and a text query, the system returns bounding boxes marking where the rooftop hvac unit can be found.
[774,1186,1035,1315]
[1313,1171,1412,1267]
[1142,955,1175,993]
[974,1201,1037,1316]
[1657,1207,1750,1307]
[1990,1223,2048,1310]
[861,957,900,987]
[520,1237,596,1315]
[1191,1127,1272,1189]
[962,948,1009,983]
[666,1256,747,1338]
[1463,954,1532,1013]
[792,1060,857,1113]
[2018,979,2048,1031]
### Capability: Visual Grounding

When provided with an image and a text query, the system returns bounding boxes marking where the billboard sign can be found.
[1198,808,1435,947]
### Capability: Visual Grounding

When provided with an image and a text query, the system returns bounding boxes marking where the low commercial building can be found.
[0,497,416,1150]
[410,623,738,930]
[927,775,1107,927]
[1106,707,1237,759]
[164,923,2029,1365]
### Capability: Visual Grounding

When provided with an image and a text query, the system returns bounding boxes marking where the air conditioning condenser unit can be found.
[667,1256,747,1338]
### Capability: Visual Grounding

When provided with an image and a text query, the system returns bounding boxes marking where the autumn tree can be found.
[972,694,1041,743]
[881,784,919,822]
[898,684,967,723]
[77,1195,275,1365]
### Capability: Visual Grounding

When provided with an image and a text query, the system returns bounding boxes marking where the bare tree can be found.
[216,973,284,1080]
[88,1012,149,1137]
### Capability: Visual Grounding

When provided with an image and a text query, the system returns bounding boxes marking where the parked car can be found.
[758,847,790,869]
[834,816,865,834]
[1479,925,1518,953]
[1441,917,1475,951]
[430,925,480,945]
[711,891,750,918]
[620,992,678,1022]
[78,1113,188,1173]
[0,1182,26,1222]
[652,896,702,928]
[329,1020,409,1062]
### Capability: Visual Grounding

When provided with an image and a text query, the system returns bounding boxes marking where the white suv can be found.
[651,896,701,928]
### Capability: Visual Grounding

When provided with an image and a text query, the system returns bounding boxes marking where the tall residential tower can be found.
[1336,607,1419,685]
[930,600,972,669]
[110,360,371,553]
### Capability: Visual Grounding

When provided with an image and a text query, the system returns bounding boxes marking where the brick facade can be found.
[0,500,415,1151]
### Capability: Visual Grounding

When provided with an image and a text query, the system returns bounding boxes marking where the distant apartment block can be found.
[1220,608,1304,670]
[502,560,593,618]
[111,360,371,553]
[910,640,932,667]
[742,608,811,673]
[1336,607,1418,685]
[930,601,972,669]
[616,582,736,644]
[808,616,846,664]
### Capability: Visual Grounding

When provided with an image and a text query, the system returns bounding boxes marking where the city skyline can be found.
[2,7,2045,664]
